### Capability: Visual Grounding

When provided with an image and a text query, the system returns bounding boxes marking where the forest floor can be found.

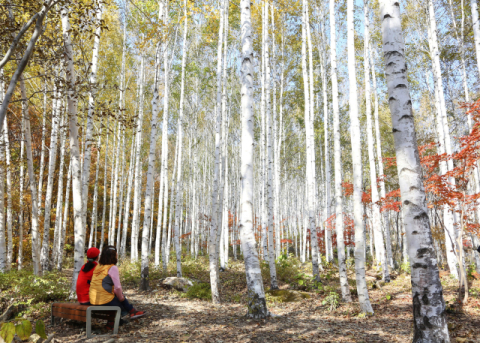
[3,256,480,343]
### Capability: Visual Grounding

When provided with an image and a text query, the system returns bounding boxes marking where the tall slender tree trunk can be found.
[40,72,61,272]
[100,120,110,252]
[121,139,136,258]
[62,5,84,291]
[0,79,5,272]
[265,1,278,289]
[3,117,12,270]
[52,111,67,265]
[172,0,188,279]
[330,0,351,302]
[89,132,102,248]
[82,2,104,240]
[426,2,459,278]
[18,97,25,270]
[57,162,71,271]
[37,79,47,228]
[364,2,389,283]
[240,0,268,318]
[380,1,450,341]
[471,0,480,76]
[19,77,41,275]
[209,0,225,304]
[304,0,321,280]
[131,56,145,261]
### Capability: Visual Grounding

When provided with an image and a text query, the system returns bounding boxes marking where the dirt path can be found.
[49,279,480,343]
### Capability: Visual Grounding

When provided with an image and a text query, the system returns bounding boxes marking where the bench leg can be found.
[51,304,54,326]
[113,308,120,335]
[86,308,93,339]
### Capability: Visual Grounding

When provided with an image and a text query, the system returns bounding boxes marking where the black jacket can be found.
[477,245,480,253]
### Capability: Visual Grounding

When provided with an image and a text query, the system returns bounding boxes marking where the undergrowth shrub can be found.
[322,292,340,311]
[0,270,69,315]
[184,283,211,300]
[119,259,142,286]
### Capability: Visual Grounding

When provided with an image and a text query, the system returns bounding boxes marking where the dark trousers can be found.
[98,296,133,315]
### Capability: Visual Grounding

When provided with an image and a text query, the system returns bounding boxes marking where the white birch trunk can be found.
[61,5,84,292]
[172,0,188,279]
[37,80,47,223]
[131,56,145,261]
[318,9,332,263]
[240,0,268,317]
[18,99,25,270]
[19,77,40,275]
[121,139,136,258]
[380,2,450,341]
[53,111,67,265]
[82,2,104,239]
[304,0,321,280]
[3,117,12,270]
[330,0,351,302]
[426,6,459,278]
[0,83,5,272]
[100,121,110,252]
[209,0,224,304]
[57,162,71,271]
[89,131,101,248]
[471,0,480,76]
[364,3,388,283]
[140,14,164,287]
[157,0,170,270]
[40,73,61,272]
[265,2,278,289]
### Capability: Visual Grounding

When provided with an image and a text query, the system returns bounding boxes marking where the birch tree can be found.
[239,0,268,318]
[209,0,225,304]
[330,0,351,302]
[61,5,84,292]
[380,1,450,341]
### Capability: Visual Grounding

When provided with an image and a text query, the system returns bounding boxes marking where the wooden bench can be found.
[51,303,121,338]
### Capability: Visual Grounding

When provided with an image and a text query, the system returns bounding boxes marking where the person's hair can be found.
[83,258,97,273]
[99,245,118,266]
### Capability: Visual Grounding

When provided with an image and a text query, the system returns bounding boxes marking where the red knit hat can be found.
[87,247,100,260]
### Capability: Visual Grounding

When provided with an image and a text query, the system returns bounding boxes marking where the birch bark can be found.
[265,2,278,289]
[121,139,136,258]
[37,80,47,223]
[380,1,450,341]
[57,162,71,271]
[131,56,145,261]
[89,132,101,248]
[53,112,67,265]
[0,81,5,272]
[40,72,61,272]
[471,0,480,76]
[209,0,224,304]
[100,120,110,252]
[82,2,103,246]
[140,3,165,286]
[61,5,85,292]
[240,0,268,318]
[19,76,40,275]
[330,0,351,302]
[2,112,12,270]
[304,0,321,280]
[172,0,188,279]
[363,2,388,283]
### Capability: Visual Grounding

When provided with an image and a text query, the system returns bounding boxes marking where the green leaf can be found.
[298,279,304,286]
[15,320,32,340]
[35,320,47,339]
[0,322,15,343]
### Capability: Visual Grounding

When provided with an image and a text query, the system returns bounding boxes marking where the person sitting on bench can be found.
[89,245,145,330]
[76,247,100,305]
